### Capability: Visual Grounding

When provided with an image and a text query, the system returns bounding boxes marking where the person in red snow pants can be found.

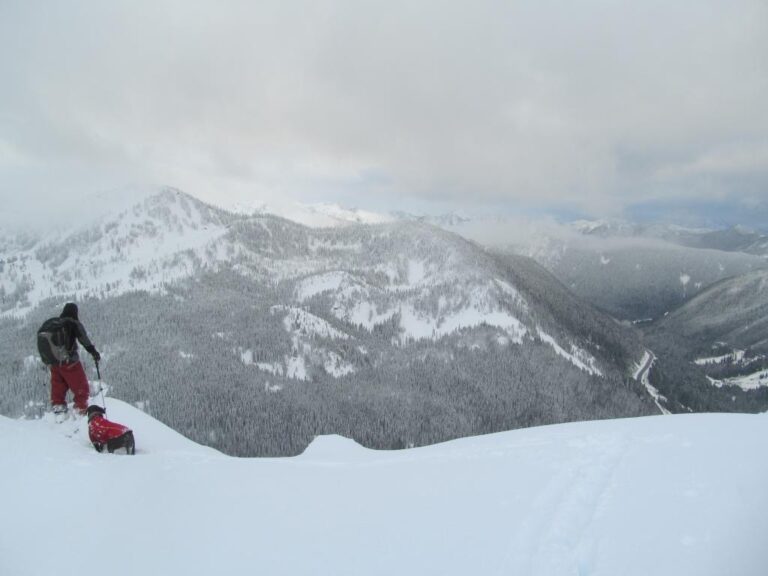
[50,361,90,414]
[45,302,101,416]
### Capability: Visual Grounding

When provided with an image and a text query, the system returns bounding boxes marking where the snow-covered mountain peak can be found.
[0,188,239,316]
[227,198,393,228]
[101,186,233,231]
[299,203,394,226]
[390,210,472,228]
[570,219,645,237]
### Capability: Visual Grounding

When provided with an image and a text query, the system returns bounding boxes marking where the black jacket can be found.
[59,303,97,363]
[60,318,96,364]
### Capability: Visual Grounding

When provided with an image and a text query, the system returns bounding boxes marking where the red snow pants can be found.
[50,362,90,414]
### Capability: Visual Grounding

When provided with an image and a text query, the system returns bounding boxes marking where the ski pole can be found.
[95,361,107,412]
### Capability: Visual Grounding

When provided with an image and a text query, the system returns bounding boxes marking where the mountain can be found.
[215,203,768,323]
[526,234,765,322]
[471,219,767,322]
[0,188,657,456]
[668,226,768,256]
[644,270,768,413]
[230,199,394,228]
[0,187,237,315]
[2,404,767,576]
[390,210,472,228]
[654,269,768,356]
[571,219,768,257]
[363,213,768,322]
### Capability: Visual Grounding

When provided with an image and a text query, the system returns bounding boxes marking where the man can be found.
[44,303,101,416]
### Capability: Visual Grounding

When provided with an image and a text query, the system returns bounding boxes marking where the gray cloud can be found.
[1,0,766,227]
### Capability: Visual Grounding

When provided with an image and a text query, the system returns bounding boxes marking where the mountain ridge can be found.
[0,188,657,455]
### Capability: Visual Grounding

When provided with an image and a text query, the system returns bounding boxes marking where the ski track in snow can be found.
[507,433,627,575]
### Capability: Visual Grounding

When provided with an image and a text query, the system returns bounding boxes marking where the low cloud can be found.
[656,143,768,180]
[1,0,766,227]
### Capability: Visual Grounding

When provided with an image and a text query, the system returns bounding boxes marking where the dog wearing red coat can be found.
[87,405,135,455]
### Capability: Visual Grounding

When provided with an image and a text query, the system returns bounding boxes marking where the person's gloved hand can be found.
[86,345,101,362]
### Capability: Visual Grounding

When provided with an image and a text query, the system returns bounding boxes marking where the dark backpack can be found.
[37,317,73,365]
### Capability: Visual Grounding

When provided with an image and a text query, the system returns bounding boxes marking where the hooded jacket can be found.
[59,303,98,363]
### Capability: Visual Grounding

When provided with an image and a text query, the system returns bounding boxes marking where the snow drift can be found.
[1,402,766,576]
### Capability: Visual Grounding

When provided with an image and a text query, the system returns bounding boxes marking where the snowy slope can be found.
[0,187,236,316]
[2,189,634,382]
[1,405,766,576]
[409,214,767,321]
[231,199,394,228]
[0,190,610,375]
[648,269,768,396]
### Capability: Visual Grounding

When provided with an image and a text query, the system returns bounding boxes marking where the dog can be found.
[86,405,135,455]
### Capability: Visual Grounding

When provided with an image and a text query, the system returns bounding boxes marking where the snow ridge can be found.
[2,407,767,576]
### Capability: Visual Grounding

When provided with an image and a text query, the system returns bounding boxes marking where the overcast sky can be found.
[1,0,767,228]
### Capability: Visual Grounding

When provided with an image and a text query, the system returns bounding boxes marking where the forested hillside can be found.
[514,232,766,322]
[643,270,768,415]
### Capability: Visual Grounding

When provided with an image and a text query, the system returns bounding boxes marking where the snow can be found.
[276,305,350,340]
[707,370,768,391]
[537,329,602,376]
[694,349,746,365]
[331,283,597,374]
[256,362,283,376]
[494,278,528,308]
[240,348,288,377]
[1,405,767,576]
[307,238,364,253]
[240,200,393,228]
[632,350,652,380]
[22,355,40,370]
[1,189,229,317]
[323,351,355,377]
[285,354,308,380]
[634,351,671,415]
[258,361,284,376]
[695,350,768,390]
[573,219,612,234]
[239,348,254,365]
[300,203,392,226]
[726,370,768,390]
[398,304,528,344]
[341,299,398,329]
[295,271,352,302]
[643,378,671,414]
[407,259,428,285]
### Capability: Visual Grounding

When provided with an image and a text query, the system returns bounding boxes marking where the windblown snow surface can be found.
[1,401,767,576]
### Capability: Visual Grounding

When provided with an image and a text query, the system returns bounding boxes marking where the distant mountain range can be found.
[385,214,768,322]
[4,189,768,454]
[569,219,768,256]
[0,188,657,456]
[251,205,768,322]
